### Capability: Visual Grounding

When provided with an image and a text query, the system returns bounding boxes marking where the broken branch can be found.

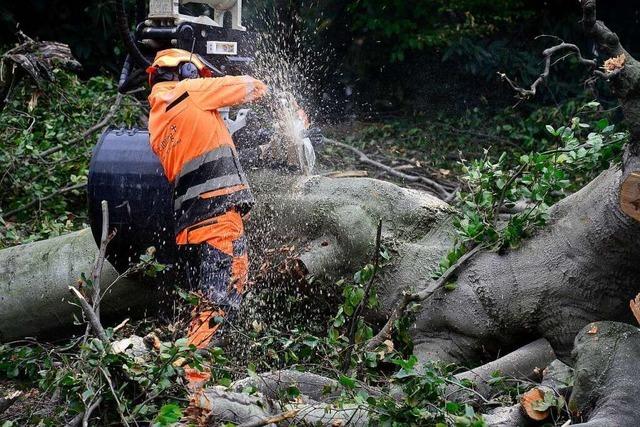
[91,200,112,320]
[69,286,109,345]
[324,138,453,201]
[365,245,483,352]
[498,43,597,99]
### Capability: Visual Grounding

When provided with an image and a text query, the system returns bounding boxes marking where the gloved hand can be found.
[304,127,325,148]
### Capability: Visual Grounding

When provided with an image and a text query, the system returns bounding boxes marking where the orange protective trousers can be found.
[177,210,248,349]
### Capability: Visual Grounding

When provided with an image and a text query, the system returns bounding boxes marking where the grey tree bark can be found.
[0,229,154,341]
[569,321,640,426]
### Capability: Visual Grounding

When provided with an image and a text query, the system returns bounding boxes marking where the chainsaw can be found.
[115,0,318,174]
[87,0,319,272]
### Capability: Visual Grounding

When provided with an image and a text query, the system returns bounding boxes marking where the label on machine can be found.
[207,41,238,55]
[149,0,177,18]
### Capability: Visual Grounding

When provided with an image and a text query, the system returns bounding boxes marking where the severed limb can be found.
[446,338,556,403]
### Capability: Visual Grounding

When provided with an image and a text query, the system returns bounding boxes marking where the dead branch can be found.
[82,200,113,342]
[69,286,109,345]
[3,182,86,218]
[37,93,124,158]
[365,245,483,352]
[237,410,301,427]
[581,0,629,59]
[1,32,81,112]
[324,138,453,201]
[70,201,111,346]
[500,1,639,101]
[498,43,598,99]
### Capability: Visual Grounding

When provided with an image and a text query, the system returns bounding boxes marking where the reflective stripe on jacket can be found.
[148,75,267,235]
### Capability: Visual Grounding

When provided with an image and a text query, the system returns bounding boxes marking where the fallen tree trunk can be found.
[0,228,154,341]
[0,171,455,342]
[2,155,640,369]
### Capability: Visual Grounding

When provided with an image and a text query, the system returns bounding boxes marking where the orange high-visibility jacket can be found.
[148,76,267,237]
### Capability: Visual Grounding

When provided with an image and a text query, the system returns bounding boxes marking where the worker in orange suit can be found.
[146,48,267,350]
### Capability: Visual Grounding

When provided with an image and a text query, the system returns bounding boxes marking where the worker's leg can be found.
[179,210,249,349]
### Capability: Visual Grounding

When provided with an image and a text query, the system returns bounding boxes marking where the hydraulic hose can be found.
[118,54,133,93]
[116,0,150,68]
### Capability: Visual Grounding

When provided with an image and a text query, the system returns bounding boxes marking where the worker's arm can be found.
[181,76,267,111]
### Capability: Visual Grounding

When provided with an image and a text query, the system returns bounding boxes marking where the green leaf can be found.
[339,374,357,389]
[153,403,183,427]
[443,282,457,291]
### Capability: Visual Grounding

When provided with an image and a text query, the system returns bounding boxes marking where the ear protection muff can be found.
[146,66,179,86]
[178,62,200,80]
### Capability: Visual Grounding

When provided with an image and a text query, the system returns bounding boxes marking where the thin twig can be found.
[83,201,112,343]
[237,409,301,427]
[69,286,109,345]
[342,219,383,372]
[82,397,103,427]
[492,163,528,230]
[92,201,112,319]
[3,182,86,217]
[37,93,123,158]
[365,245,484,352]
[99,367,131,427]
[65,396,103,427]
[324,138,452,201]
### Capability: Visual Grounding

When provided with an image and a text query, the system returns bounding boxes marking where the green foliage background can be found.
[1,0,638,112]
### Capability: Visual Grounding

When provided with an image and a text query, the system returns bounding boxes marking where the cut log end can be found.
[520,388,550,421]
[619,171,640,221]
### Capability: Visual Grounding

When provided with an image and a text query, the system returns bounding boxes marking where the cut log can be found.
[619,171,640,221]
[449,338,555,402]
